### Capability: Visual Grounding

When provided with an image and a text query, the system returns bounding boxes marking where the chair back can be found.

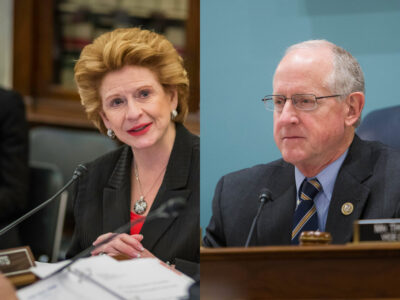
[357,105,400,149]
[29,127,118,184]
[29,126,119,259]
[20,161,66,262]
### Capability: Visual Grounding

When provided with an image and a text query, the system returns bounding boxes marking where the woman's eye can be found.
[110,98,125,106]
[138,89,151,98]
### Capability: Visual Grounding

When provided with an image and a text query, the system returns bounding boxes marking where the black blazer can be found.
[204,135,400,247]
[0,88,29,249]
[67,124,199,275]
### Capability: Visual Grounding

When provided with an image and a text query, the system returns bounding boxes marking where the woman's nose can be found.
[126,100,142,120]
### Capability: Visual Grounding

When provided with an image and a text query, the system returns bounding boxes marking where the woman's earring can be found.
[107,128,115,139]
[171,109,178,120]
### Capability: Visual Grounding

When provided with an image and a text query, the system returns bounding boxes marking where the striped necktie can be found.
[291,178,321,244]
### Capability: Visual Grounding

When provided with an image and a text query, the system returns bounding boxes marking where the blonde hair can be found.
[75,27,189,134]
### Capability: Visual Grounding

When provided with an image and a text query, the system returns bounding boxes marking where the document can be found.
[17,256,194,300]
[31,260,71,278]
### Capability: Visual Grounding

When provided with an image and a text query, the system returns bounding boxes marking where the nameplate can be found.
[353,219,400,243]
[0,246,35,276]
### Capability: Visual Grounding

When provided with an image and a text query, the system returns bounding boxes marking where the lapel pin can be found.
[341,202,354,216]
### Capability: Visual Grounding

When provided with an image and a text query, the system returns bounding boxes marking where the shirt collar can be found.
[295,149,349,200]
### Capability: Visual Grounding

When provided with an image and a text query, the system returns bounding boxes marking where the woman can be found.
[67,28,199,276]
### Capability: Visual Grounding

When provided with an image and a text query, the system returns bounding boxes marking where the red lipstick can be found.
[128,123,152,136]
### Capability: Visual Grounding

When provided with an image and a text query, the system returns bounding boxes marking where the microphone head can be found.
[259,188,272,203]
[73,164,88,178]
[162,197,186,217]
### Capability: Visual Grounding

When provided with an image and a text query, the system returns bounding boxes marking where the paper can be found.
[17,271,121,300]
[17,256,193,300]
[81,257,193,300]
[30,260,71,278]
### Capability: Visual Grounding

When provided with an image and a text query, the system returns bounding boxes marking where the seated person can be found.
[204,40,400,247]
[0,88,29,249]
[67,28,199,277]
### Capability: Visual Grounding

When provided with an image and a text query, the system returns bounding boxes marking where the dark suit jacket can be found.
[204,135,400,247]
[67,124,199,276]
[0,88,29,249]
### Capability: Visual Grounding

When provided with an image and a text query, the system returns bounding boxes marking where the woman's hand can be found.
[90,235,179,274]
[91,233,146,258]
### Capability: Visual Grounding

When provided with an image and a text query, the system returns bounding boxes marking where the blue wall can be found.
[200,0,400,231]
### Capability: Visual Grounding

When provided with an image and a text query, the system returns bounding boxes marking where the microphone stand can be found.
[0,165,87,237]
[244,189,272,247]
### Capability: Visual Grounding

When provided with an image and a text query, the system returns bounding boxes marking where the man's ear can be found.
[344,92,365,127]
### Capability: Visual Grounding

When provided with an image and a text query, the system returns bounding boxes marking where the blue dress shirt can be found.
[294,150,348,232]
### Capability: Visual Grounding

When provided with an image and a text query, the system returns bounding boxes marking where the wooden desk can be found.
[201,243,400,299]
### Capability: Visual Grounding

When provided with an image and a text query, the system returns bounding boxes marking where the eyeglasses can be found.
[262,94,342,112]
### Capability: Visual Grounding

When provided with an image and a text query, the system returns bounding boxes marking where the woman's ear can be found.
[344,92,365,127]
[99,110,111,129]
[168,87,178,111]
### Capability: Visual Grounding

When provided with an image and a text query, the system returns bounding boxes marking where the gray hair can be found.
[284,40,364,127]
[285,40,365,96]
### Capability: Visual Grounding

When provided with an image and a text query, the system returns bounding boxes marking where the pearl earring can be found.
[171,109,178,120]
[107,128,115,139]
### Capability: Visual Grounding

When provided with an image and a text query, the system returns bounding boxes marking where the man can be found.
[203,40,400,247]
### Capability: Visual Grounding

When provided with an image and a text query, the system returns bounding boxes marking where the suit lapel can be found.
[140,189,191,250]
[254,135,374,245]
[256,161,296,245]
[140,124,195,251]
[326,135,373,243]
[102,146,131,233]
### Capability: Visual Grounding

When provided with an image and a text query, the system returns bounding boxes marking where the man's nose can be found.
[278,99,299,124]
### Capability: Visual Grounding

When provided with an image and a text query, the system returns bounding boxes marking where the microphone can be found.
[42,197,186,279]
[244,188,272,247]
[155,196,186,218]
[0,164,88,237]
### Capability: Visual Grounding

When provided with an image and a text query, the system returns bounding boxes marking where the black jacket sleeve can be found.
[0,88,29,223]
